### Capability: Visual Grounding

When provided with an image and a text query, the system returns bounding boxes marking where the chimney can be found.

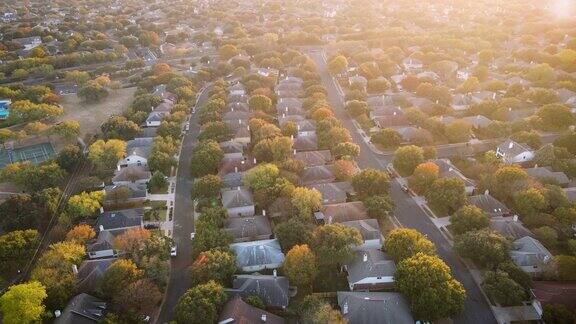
[54,310,62,318]
[363,253,368,262]
[293,149,296,155]
[261,314,267,322]
[72,264,78,275]
[253,157,257,164]
[342,302,349,314]
[100,207,104,214]
[484,189,489,195]
[513,215,518,222]
[273,269,277,277]
[99,225,104,232]
[290,134,294,140]
[508,141,514,149]
[262,209,266,216]
[235,166,238,173]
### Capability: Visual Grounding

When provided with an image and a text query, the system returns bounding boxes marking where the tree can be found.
[513,188,548,217]
[537,104,575,131]
[328,55,348,75]
[101,259,142,298]
[497,261,532,289]
[454,230,510,268]
[489,166,530,203]
[0,229,39,275]
[248,95,273,113]
[291,187,322,221]
[114,228,151,258]
[424,178,466,215]
[219,44,239,60]
[345,100,369,118]
[243,163,280,192]
[192,222,232,259]
[192,174,222,200]
[78,80,109,103]
[372,128,402,149]
[198,121,231,142]
[408,162,439,195]
[113,279,162,320]
[274,219,313,252]
[148,171,167,193]
[524,63,555,86]
[445,120,472,143]
[88,139,126,171]
[333,159,355,181]
[533,226,558,248]
[351,168,390,199]
[299,295,346,324]
[393,145,425,176]
[363,195,394,220]
[101,116,140,140]
[57,145,83,171]
[190,249,237,286]
[456,77,480,93]
[0,281,47,324]
[311,224,362,268]
[190,140,223,177]
[395,253,466,321]
[450,205,489,235]
[65,224,96,243]
[0,194,40,231]
[174,281,227,324]
[66,190,104,220]
[482,271,527,306]
[543,304,576,324]
[384,228,435,262]
[332,142,360,159]
[283,244,317,292]
[556,255,576,281]
[153,63,171,75]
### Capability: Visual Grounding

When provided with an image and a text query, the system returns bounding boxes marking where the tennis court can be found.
[0,142,55,168]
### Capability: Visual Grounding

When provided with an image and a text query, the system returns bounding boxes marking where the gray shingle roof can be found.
[112,165,151,183]
[489,217,533,240]
[308,181,354,203]
[345,250,396,285]
[76,258,115,293]
[95,208,143,232]
[230,239,285,271]
[225,216,272,242]
[525,167,570,185]
[340,219,381,242]
[323,201,369,223]
[337,292,414,324]
[222,187,254,209]
[54,293,107,324]
[468,194,512,217]
[226,274,290,308]
[294,149,332,167]
[125,137,154,158]
[510,236,553,268]
[218,295,285,324]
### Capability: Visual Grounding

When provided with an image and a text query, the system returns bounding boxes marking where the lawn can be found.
[59,87,137,140]
[144,200,168,221]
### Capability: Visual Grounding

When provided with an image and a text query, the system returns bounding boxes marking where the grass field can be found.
[59,87,137,139]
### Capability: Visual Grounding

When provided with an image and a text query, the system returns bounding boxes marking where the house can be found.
[337,291,414,324]
[293,134,319,152]
[225,215,273,243]
[531,281,576,311]
[294,150,333,167]
[218,154,257,176]
[525,166,570,187]
[402,57,423,71]
[509,236,553,277]
[95,208,143,233]
[0,99,11,120]
[152,85,176,101]
[489,216,533,240]
[226,274,290,309]
[277,97,303,111]
[117,137,154,169]
[221,171,245,189]
[373,114,410,128]
[86,229,126,259]
[111,165,151,185]
[461,115,493,129]
[12,36,42,51]
[432,159,476,195]
[341,219,382,250]
[564,187,576,203]
[75,258,115,293]
[308,181,354,204]
[301,165,336,185]
[230,239,285,272]
[294,119,317,136]
[468,193,513,218]
[219,140,245,154]
[349,75,368,89]
[369,106,403,119]
[228,94,249,104]
[104,183,148,204]
[54,293,107,324]
[344,250,396,291]
[222,187,256,218]
[218,295,285,324]
[229,83,246,96]
[145,111,166,127]
[496,139,535,164]
[318,201,369,223]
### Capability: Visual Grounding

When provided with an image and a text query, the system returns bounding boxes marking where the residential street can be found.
[309,50,499,324]
[156,85,211,323]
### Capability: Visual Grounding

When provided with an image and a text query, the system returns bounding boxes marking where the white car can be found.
[185,122,190,131]
[170,245,177,257]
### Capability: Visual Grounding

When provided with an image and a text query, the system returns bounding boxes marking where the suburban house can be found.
[461,115,493,129]
[337,291,414,324]
[12,36,42,51]
[86,229,125,259]
[218,296,285,324]
[117,137,154,169]
[75,258,115,293]
[225,215,273,243]
[317,201,369,224]
[307,181,354,204]
[301,165,336,185]
[94,208,143,233]
[294,150,333,167]
[525,166,570,187]
[489,216,533,240]
[226,274,290,309]
[54,293,107,324]
[111,165,151,185]
[509,236,553,277]
[145,111,166,127]
[433,159,476,195]
[221,187,256,218]
[344,250,396,291]
[293,134,319,152]
[104,183,148,205]
[230,239,285,272]
[218,154,257,176]
[229,83,246,96]
[341,219,382,251]
[496,139,535,164]
[0,99,10,120]
[219,140,245,154]
[221,171,245,189]
[531,281,576,312]
[468,193,514,218]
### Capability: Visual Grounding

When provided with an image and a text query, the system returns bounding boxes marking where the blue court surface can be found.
[0,142,55,168]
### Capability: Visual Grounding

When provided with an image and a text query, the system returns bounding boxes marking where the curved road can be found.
[308,49,498,324]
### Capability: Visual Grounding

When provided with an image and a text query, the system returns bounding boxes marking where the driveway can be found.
[156,84,212,323]
[308,49,498,324]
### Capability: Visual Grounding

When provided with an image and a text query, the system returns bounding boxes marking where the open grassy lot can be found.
[59,87,137,140]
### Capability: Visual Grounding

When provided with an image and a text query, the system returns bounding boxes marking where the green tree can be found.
[56,145,83,171]
[489,166,530,203]
[148,171,167,193]
[198,121,231,142]
[311,224,362,268]
[101,259,142,298]
[51,120,80,139]
[219,44,239,60]
[291,187,322,221]
[445,120,472,143]
[332,142,360,159]
[482,270,527,306]
[0,229,39,276]
[513,188,549,217]
[372,128,402,149]
[533,226,558,248]
[351,168,390,199]
[450,205,489,235]
[0,281,47,324]
[537,104,575,131]
[66,191,104,220]
[192,174,222,200]
[78,80,109,103]
[425,178,466,215]
[393,145,425,176]
[174,281,227,324]
[542,304,576,324]
[454,230,511,268]
[101,116,140,140]
[190,249,237,286]
[408,162,439,195]
[88,139,126,171]
[283,244,317,292]
[395,253,466,321]
[328,55,348,75]
[190,140,223,177]
[363,195,394,220]
[248,95,273,113]
[556,255,576,281]
[274,219,313,252]
[384,228,435,262]
[192,222,232,259]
